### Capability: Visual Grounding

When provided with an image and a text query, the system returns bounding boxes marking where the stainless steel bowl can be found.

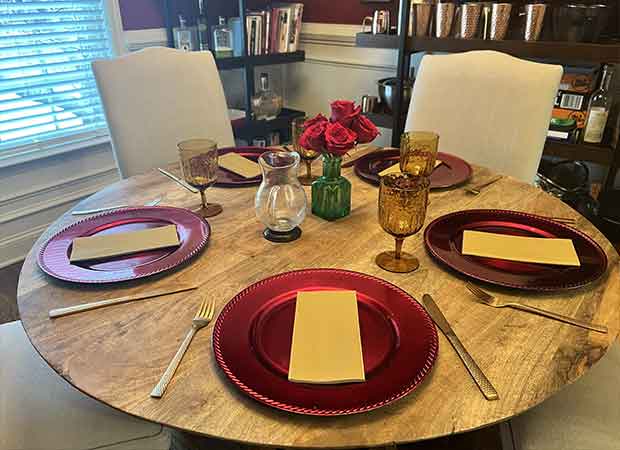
[378,78,414,113]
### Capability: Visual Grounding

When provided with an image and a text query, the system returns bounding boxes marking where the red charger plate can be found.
[354,149,472,189]
[37,207,210,284]
[215,146,265,187]
[213,269,438,416]
[424,209,608,291]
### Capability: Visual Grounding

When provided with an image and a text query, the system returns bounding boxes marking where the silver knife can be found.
[422,294,499,401]
[157,168,199,194]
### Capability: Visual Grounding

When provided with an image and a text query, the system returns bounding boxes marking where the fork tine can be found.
[466,283,487,300]
[206,300,215,321]
[195,298,208,319]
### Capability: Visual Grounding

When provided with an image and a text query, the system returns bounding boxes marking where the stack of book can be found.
[244,3,304,56]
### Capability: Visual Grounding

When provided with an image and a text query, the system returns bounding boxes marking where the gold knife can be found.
[49,285,198,318]
[422,294,499,401]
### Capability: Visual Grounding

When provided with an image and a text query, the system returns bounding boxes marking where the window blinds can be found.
[0,0,113,152]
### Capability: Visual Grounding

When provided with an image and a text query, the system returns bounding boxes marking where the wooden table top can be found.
[17,151,619,448]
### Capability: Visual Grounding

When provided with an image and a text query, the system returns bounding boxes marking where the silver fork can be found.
[72,198,161,216]
[150,298,216,398]
[466,283,608,334]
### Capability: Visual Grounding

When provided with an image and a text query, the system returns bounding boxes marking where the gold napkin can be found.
[379,159,443,177]
[461,230,580,266]
[70,225,180,263]
[218,153,261,178]
[288,290,365,384]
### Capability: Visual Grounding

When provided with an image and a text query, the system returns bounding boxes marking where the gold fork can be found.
[464,176,503,195]
[150,297,216,398]
[546,216,577,226]
[466,283,608,334]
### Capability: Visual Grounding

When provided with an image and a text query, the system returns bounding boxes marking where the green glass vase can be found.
[311,154,351,220]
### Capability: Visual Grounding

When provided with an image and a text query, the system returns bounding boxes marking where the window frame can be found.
[0,0,125,168]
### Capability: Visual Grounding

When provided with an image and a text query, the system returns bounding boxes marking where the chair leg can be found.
[499,420,517,450]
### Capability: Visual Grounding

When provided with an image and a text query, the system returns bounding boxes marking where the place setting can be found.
[353,131,473,190]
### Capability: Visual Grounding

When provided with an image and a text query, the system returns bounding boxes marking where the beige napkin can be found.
[218,153,261,178]
[461,230,580,266]
[379,159,443,177]
[288,290,365,384]
[70,225,180,263]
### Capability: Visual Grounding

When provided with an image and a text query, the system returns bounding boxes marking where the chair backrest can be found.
[92,47,235,178]
[405,51,562,183]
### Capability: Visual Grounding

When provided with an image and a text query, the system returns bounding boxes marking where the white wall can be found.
[285,23,398,148]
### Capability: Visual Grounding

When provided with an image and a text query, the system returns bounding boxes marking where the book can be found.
[277,8,291,53]
[242,4,304,55]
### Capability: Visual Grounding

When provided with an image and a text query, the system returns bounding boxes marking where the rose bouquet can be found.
[300,100,379,221]
[299,100,380,157]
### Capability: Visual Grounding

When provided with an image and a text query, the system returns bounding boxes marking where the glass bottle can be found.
[251,73,283,120]
[584,65,614,144]
[173,15,197,52]
[212,16,233,58]
[197,0,209,51]
[255,151,307,242]
[311,154,351,221]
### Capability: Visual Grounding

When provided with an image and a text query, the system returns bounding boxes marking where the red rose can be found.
[351,114,380,144]
[324,122,357,156]
[304,113,328,129]
[330,100,361,127]
[299,120,328,151]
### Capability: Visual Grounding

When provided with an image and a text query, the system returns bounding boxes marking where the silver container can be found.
[435,3,457,38]
[377,78,414,113]
[524,3,547,41]
[489,3,512,40]
[456,2,483,38]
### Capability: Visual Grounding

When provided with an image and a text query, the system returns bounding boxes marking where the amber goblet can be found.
[177,139,223,218]
[400,131,439,176]
[376,173,430,273]
[291,116,320,186]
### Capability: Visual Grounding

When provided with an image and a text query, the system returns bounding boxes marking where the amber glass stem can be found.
[394,238,404,260]
[306,160,312,178]
[200,189,207,209]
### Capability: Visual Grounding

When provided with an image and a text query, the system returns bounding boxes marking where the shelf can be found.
[232,108,305,140]
[355,33,620,64]
[215,51,305,70]
[356,33,400,49]
[543,140,615,165]
[363,112,396,129]
[408,37,620,64]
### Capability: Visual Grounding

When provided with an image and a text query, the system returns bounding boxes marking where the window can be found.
[0,0,114,153]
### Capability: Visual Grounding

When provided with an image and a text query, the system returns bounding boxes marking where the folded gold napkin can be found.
[70,225,180,263]
[218,153,261,178]
[288,290,365,384]
[379,159,443,177]
[461,230,580,266]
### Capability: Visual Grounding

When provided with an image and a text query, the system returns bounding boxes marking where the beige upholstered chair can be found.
[92,47,234,178]
[405,51,562,183]
[510,343,620,450]
[0,321,171,450]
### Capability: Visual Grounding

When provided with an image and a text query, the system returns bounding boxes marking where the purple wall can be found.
[119,0,395,30]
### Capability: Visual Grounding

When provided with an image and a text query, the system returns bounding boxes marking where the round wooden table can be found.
[17,155,619,448]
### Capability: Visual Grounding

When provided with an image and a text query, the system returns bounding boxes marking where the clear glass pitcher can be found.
[255,150,307,242]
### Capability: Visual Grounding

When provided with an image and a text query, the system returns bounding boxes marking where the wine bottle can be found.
[197,0,209,51]
[584,65,614,144]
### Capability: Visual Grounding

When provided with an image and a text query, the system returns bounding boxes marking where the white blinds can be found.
[0,0,113,152]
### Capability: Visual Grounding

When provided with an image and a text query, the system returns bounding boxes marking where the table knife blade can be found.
[422,294,499,401]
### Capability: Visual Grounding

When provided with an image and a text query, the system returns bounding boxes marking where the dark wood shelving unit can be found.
[163,0,306,143]
[215,51,305,70]
[356,3,620,216]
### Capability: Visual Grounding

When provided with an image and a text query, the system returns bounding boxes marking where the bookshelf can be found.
[163,0,306,144]
[356,0,620,220]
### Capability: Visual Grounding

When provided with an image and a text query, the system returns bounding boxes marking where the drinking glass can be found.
[376,173,430,273]
[177,139,222,218]
[291,117,320,185]
[400,131,439,176]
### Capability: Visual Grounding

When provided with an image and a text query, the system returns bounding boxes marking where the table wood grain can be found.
[17,151,619,448]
